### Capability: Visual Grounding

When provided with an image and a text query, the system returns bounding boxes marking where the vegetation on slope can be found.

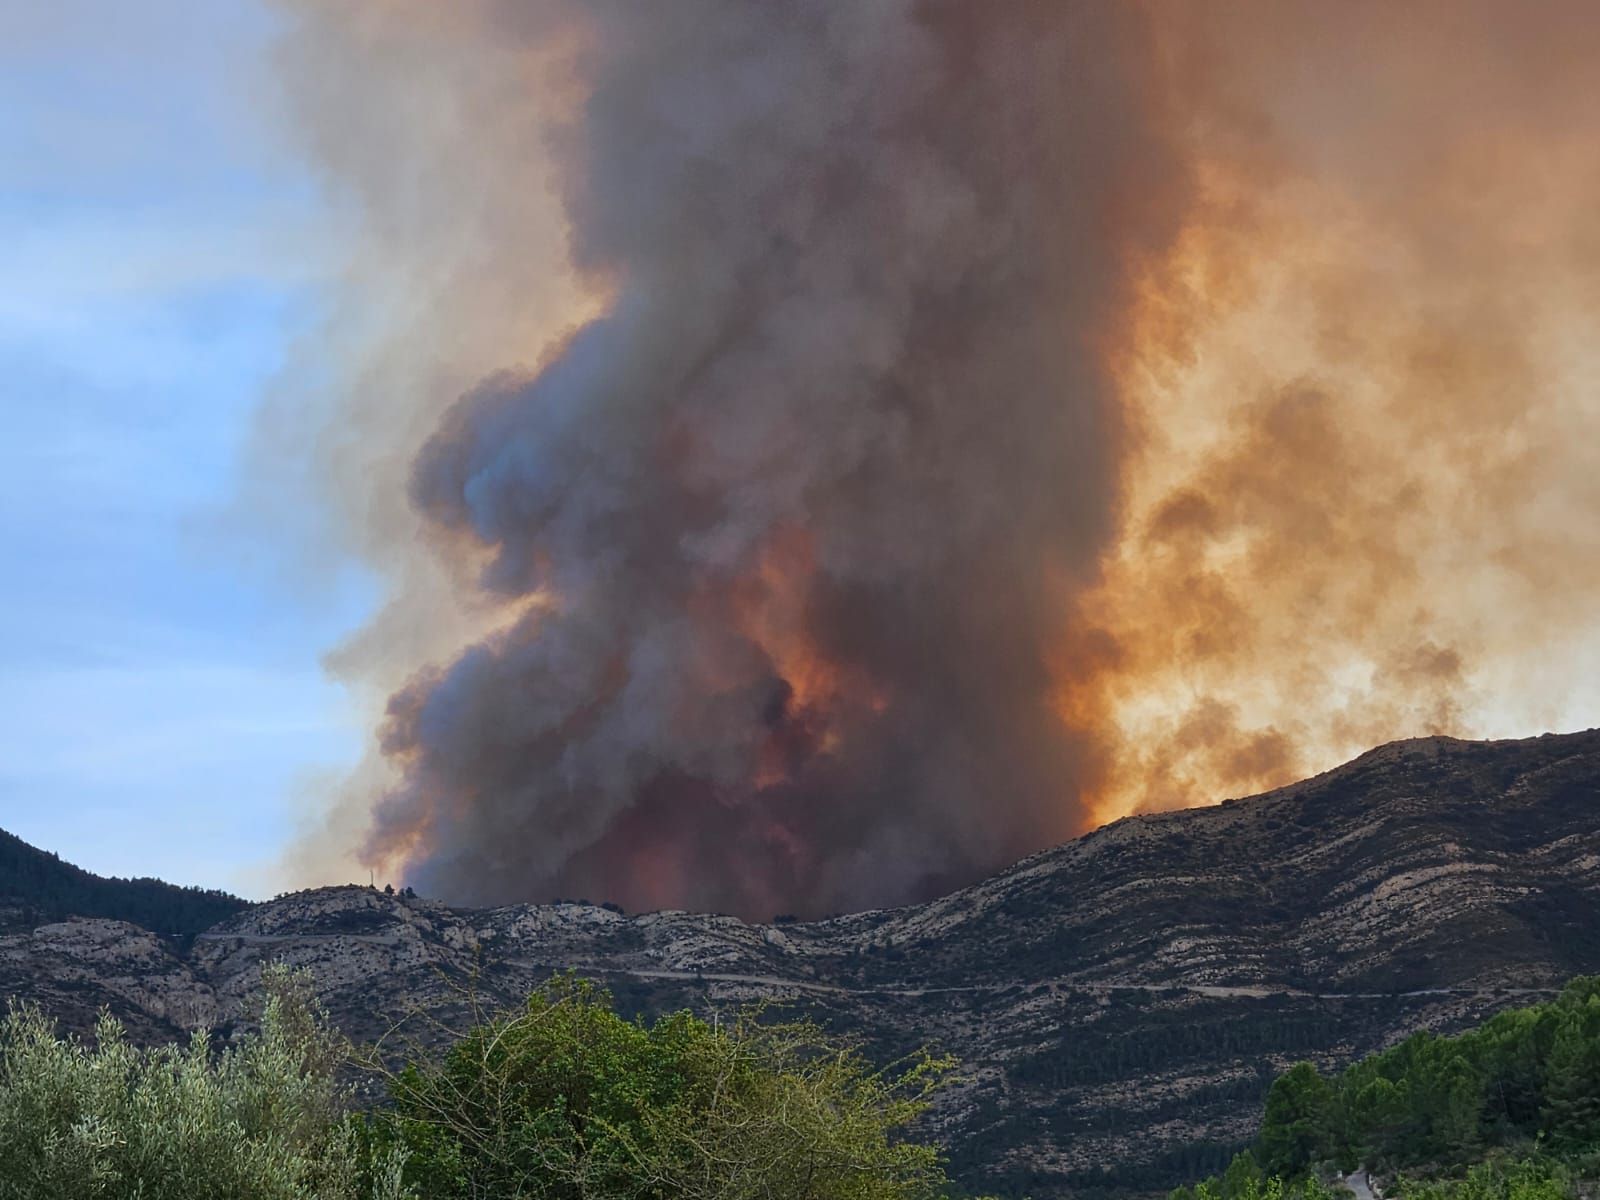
[0,826,247,936]
[1176,978,1600,1200]
[0,968,979,1199]
[1257,976,1600,1175]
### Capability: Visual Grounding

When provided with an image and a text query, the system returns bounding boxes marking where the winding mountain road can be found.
[192,932,1559,1004]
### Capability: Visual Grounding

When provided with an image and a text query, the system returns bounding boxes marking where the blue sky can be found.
[0,1,372,894]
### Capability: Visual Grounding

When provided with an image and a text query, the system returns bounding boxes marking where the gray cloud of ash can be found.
[277,0,1190,916]
[272,1,1600,917]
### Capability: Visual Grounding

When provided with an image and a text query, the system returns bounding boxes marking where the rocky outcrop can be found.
[4,729,1598,1196]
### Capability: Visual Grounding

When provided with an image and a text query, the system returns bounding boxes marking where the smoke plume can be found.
[274,1,1600,916]
[1066,1,1600,820]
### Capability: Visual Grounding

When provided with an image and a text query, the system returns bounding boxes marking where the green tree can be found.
[1479,1008,1550,1133]
[0,964,403,1200]
[1542,1002,1600,1147]
[1351,1076,1411,1160]
[362,975,960,1200]
[1434,1054,1484,1157]
[1260,1062,1335,1176]
[1390,1157,1573,1200]
[1180,979,1600,1200]
[1221,1149,1266,1199]
[1185,1170,1340,1200]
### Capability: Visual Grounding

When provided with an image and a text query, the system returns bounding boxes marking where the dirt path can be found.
[196,933,404,946]
[193,933,1559,1005]
[551,964,1559,1005]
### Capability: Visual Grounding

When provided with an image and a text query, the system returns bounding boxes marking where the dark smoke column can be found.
[368,0,1190,918]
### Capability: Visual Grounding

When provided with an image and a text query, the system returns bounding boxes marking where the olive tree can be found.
[0,964,407,1200]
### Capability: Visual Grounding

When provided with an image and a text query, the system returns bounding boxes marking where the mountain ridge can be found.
[4,728,1599,1195]
[0,826,247,939]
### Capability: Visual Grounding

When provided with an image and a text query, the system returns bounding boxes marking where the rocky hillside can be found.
[4,730,1599,1196]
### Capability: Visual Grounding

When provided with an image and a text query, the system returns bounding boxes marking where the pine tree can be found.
[1435,1055,1483,1157]
[1542,1003,1600,1146]
[1259,1063,1334,1175]
[1352,1076,1410,1159]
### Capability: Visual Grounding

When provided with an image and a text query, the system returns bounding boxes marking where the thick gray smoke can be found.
[275,0,1600,914]
[349,0,1191,917]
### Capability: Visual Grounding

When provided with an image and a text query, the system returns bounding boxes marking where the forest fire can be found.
[279,0,1600,916]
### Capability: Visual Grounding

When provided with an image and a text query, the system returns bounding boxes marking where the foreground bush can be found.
[1390,1158,1573,1200]
[0,969,975,1199]
[360,974,962,1200]
[1171,1151,1342,1200]
[0,965,405,1200]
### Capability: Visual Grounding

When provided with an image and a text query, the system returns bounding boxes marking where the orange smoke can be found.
[1071,0,1600,824]
[726,529,860,790]
[271,0,1600,912]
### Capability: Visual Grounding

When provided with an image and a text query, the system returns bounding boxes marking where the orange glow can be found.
[1068,35,1600,823]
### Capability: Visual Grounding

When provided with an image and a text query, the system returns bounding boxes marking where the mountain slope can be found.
[0,827,247,937]
[3,730,1598,1195]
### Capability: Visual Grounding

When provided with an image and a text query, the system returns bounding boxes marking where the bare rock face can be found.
[0,919,218,1041]
[5,730,1600,1196]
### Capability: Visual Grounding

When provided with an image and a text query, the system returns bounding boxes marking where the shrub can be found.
[0,964,406,1200]
[1390,1158,1574,1200]
[360,974,961,1200]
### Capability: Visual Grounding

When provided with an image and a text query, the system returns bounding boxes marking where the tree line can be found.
[0,967,990,1199]
[0,827,247,937]
[1173,977,1600,1200]
[1255,977,1600,1176]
